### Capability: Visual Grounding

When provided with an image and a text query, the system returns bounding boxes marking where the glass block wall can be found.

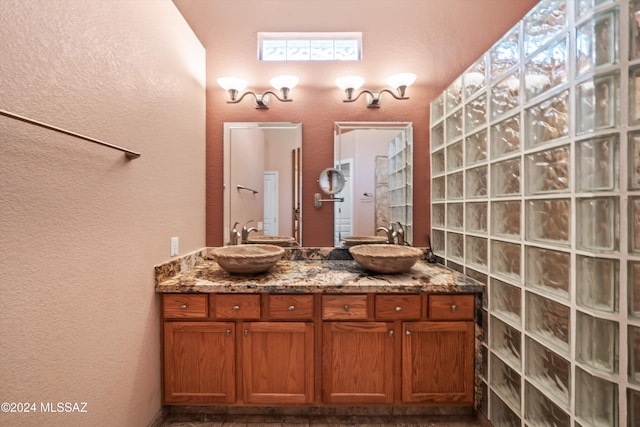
[430,0,640,425]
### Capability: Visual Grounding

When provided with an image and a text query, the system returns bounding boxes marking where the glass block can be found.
[525,246,570,299]
[447,203,463,230]
[467,268,488,286]
[466,165,487,198]
[491,201,521,238]
[630,131,640,189]
[491,278,521,323]
[491,354,521,410]
[466,202,488,234]
[446,232,464,261]
[576,134,618,192]
[432,176,445,201]
[523,0,567,57]
[525,381,570,425]
[432,203,445,228]
[526,145,570,195]
[629,388,640,427]
[491,71,520,119]
[481,308,488,344]
[576,9,618,76]
[446,141,463,172]
[576,256,619,312]
[631,1,640,59]
[480,381,489,417]
[446,109,463,143]
[491,24,520,81]
[631,67,640,125]
[481,345,489,380]
[525,90,569,147]
[577,196,618,251]
[576,311,618,373]
[490,391,521,427]
[447,172,463,200]
[491,240,521,280]
[526,292,570,354]
[431,148,445,176]
[466,235,488,271]
[491,158,521,197]
[491,115,520,159]
[631,261,640,317]
[431,122,444,150]
[446,77,463,112]
[629,325,640,384]
[491,316,522,368]
[576,0,614,18]
[526,337,570,406]
[431,229,445,254]
[525,36,568,101]
[431,93,444,124]
[576,73,619,134]
[632,197,640,253]
[465,130,487,166]
[465,93,487,133]
[447,260,464,273]
[526,199,571,245]
[464,56,486,98]
[575,367,618,426]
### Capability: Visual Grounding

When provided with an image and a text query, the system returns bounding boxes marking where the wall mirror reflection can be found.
[223,122,302,246]
[333,122,413,247]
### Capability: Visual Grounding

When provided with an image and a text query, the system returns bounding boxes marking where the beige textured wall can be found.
[0,1,205,426]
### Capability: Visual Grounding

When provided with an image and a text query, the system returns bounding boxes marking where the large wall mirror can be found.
[223,122,302,245]
[333,122,413,247]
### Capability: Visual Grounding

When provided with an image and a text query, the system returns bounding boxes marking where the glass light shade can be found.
[270,74,299,90]
[335,75,364,90]
[386,72,417,88]
[217,77,248,91]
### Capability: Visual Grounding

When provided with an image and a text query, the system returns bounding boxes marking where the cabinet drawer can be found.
[266,294,314,320]
[375,295,422,320]
[163,294,208,319]
[214,294,261,319]
[322,295,368,320]
[428,294,475,320]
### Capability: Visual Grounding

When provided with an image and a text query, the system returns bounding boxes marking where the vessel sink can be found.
[342,236,388,247]
[247,235,297,247]
[349,244,423,274]
[212,244,284,274]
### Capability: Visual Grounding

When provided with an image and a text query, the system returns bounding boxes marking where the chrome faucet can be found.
[394,222,405,246]
[241,220,258,244]
[376,224,395,244]
[376,222,406,245]
[229,222,241,245]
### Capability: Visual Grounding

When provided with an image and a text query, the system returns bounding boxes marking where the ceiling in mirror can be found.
[223,122,302,246]
[333,122,413,247]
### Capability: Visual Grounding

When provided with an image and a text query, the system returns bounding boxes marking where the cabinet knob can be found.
[343,305,350,312]
[288,305,295,311]
[244,329,249,337]
[179,304,187,310]
[389,330,394,337]
[451,304,457,312]
[232,305,240,311]
[225,329,231,337]
[395,306,402,312]
[406,330,412,336]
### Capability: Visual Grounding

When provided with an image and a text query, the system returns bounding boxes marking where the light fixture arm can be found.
[342,87,410,108]
[225,88,293,109]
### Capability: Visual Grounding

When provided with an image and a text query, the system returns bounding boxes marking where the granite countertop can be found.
[155,247,484,294]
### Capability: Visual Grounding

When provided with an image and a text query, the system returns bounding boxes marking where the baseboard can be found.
[147,406,169,427]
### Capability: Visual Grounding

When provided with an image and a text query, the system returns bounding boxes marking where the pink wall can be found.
[0,1,205,425]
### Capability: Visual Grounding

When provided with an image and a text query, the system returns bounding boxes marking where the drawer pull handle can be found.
[451,304,457,312]
[343,305,350,312]
[179,304,187,310]
[226,329,231,337]
[395,306,402,312]
[232,305,240,311]
[389,330,394,337]
[244,329,249,337]
[288,305,295,311]
[406,330,412,336]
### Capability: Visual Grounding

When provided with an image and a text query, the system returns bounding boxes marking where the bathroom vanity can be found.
[155,248,483,409]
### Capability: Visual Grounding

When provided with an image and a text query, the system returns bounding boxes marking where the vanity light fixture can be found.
[217,75,299,109]
[336,73,417,108]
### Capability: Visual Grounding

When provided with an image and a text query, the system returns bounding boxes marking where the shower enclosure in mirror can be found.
[223,122,302,246]
[333,122,413,247]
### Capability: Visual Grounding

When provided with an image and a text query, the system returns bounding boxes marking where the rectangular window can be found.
[258,32,362,61]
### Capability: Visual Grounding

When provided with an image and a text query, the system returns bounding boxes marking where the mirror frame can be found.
[223,122,303,245]
[333,121,413,247]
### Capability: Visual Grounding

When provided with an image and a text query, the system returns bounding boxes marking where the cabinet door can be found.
[163,322,235,404]
[322,322,395,404]
[402,321,474,404]
[241,322,314,404]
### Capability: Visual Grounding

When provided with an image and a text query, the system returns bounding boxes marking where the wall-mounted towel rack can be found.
[0,109,141,160]
[236,184,259,194]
